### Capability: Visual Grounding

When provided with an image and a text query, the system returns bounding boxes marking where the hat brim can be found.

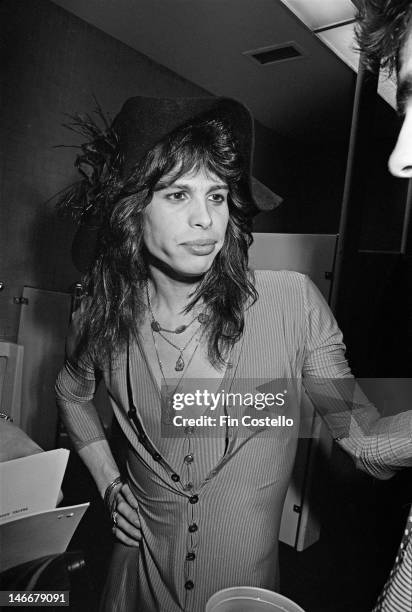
[251,177,283,211]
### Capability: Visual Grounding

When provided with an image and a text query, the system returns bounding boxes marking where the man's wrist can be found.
[103,476,123,515]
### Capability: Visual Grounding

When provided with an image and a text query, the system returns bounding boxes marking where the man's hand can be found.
[111,483,142,547]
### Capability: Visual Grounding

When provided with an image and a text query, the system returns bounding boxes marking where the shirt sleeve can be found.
[55,311,107,451]
[301,274,412,480]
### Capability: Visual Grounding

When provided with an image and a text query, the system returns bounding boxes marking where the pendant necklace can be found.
[145,280,208,371]
[150,325,202,409]
[156,327,200,371]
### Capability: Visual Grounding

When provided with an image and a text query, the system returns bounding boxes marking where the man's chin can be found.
[146,251,214,282]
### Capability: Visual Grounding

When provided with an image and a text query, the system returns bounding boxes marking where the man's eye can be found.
[209,193,226,203]
[167,192,186,201]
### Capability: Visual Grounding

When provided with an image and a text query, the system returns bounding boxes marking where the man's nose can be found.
[189,197,212,228]
[388,113,412,178]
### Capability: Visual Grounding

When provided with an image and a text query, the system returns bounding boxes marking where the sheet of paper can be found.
[0,502,90,572]
[0,449,69,523]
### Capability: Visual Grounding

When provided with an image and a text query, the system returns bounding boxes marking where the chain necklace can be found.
[151,316,198,335]
[150,323,202,409]
[146,280,207,371]
[146,280,207,334]
[157,327,200,371]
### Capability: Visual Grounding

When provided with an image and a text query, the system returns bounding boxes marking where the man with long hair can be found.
[356,2,412,610]
[56,96,412,611]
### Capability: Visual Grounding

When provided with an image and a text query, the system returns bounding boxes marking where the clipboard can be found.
[0,449,90,572]
[0,503,89,572]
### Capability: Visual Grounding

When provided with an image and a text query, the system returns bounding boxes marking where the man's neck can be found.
[147,266,202,324]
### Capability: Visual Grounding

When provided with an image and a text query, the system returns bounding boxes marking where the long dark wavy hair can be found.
[75,117,258,368]
[355,0,412,74]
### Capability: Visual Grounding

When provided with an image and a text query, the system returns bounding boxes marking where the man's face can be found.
[388,18,412,177]
[143,166,229,279]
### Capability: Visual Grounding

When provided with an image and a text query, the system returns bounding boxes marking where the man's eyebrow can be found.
[153,179,183,191]
[161,182,190,190]
[396,75,412,117]
[206,183,229,192]
[154,181,228,192]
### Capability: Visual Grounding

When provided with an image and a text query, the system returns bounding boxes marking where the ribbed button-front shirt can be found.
[56,271,412,612]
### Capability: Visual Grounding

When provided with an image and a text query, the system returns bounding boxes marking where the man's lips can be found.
[181,239,217,256]
[181,239,217,246]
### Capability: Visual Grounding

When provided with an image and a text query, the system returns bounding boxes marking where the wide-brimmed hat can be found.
[113,96,282,212]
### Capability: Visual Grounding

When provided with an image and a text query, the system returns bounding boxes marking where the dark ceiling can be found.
[52,0,357,144]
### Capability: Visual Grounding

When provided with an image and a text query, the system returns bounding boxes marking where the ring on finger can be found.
[112,510,119,528]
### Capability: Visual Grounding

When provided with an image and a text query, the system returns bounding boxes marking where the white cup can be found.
[205,586,306,612]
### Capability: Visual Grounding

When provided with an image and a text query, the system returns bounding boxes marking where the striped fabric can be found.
[373,506,412,612]
[56,271,412,612]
